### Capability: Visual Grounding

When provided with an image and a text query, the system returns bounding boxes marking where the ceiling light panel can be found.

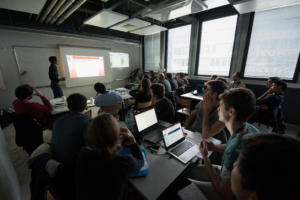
[0,0,47,14]
[146,0,229,22]
[84,9,128,28]
[110,18,151,32]
[130,25,167,35]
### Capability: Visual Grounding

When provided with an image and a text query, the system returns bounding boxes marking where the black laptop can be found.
[134,107,164,144]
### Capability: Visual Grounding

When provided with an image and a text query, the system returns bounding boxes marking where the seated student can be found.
[230,72,245,88]
[187,88,259,200]
[166,73,178,91]
[51,93,91,169]
[250,79,286,124]
[158,73,172,94]
[76,113,144,200]
[231,134,300,200]
[180,73,189,85]
[210,74,218,80]
[176,73,189,87]
[184,80,228,141]
[129,78,152,109]
[94,82,122,114]
[13,84,53,127]
[151,83,175,123]
[148,70,156,82]
[265,76,280,89]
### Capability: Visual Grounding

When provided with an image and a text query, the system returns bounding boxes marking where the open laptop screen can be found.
[134,108,158,132]
[162,123,184,148]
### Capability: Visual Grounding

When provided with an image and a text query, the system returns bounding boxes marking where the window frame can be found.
[165,23,192,74]
[194,8,239,78]
[241,11,300,82]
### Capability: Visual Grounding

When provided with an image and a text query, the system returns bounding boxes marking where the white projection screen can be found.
[110,52,129,68]
[59,46,112,87]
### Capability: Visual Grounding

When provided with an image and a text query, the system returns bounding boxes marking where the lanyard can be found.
[231,124,247,138]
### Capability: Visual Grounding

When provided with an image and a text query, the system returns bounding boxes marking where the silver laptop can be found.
[162,123,198,164]
[134,108,164,144]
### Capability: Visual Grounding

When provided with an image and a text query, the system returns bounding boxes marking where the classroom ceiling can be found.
[0,0,299,41]
[0,0,230,40]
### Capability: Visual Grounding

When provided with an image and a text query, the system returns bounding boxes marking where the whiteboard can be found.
[14,46,61,87]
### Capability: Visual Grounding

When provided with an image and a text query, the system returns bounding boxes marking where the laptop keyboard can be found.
[171,141,194,157]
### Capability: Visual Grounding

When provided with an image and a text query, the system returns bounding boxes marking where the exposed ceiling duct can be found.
[45,0,66,24]
[49,0,75,24]
[39,0,58,23]
[228,0,300,14]
[56,0,87,25]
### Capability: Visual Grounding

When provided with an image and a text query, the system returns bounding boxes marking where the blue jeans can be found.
[51,83,64,98]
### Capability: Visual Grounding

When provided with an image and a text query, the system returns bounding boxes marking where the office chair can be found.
[102,102,123,120]
[175,97,191,116]
[137,101,152,110]
[13,115,43,155]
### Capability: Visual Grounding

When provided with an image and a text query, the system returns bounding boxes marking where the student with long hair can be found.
[129,78,152,109]
[76,113,144,200]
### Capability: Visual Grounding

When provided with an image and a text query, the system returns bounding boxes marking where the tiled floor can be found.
[2,122,300,200]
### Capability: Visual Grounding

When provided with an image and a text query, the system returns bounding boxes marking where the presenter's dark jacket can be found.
[49,64,59,84]
[75,143,144,200]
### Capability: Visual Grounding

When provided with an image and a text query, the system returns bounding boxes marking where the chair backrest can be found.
[101,103,123,119]
[13,115,43,154]
[176,97,191,109]
[102,103,123,113]
[137,101,152,110]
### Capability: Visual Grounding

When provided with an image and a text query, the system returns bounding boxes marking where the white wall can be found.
[0,28,142,108]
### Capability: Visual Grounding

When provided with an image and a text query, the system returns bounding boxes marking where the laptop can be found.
[134,107,165,144]
[162,123,198,164]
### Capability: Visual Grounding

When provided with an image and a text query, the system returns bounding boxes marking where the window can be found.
[167,24,191,73]
[244,5,300,80]
[144,33,161,72]
[197,15,238,76]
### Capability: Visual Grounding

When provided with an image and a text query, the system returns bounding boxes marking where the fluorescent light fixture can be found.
[110,18,151,32]
[146,0,229,22]
[84,9,128,28]
[130,25,167,36]
[229,0,300,14]
[169,2,192,19]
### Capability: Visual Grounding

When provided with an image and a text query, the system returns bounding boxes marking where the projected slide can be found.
[66,55,105,78]
[110,52,129,68]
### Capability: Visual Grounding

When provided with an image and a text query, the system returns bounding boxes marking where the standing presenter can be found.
[48,56,65,98]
